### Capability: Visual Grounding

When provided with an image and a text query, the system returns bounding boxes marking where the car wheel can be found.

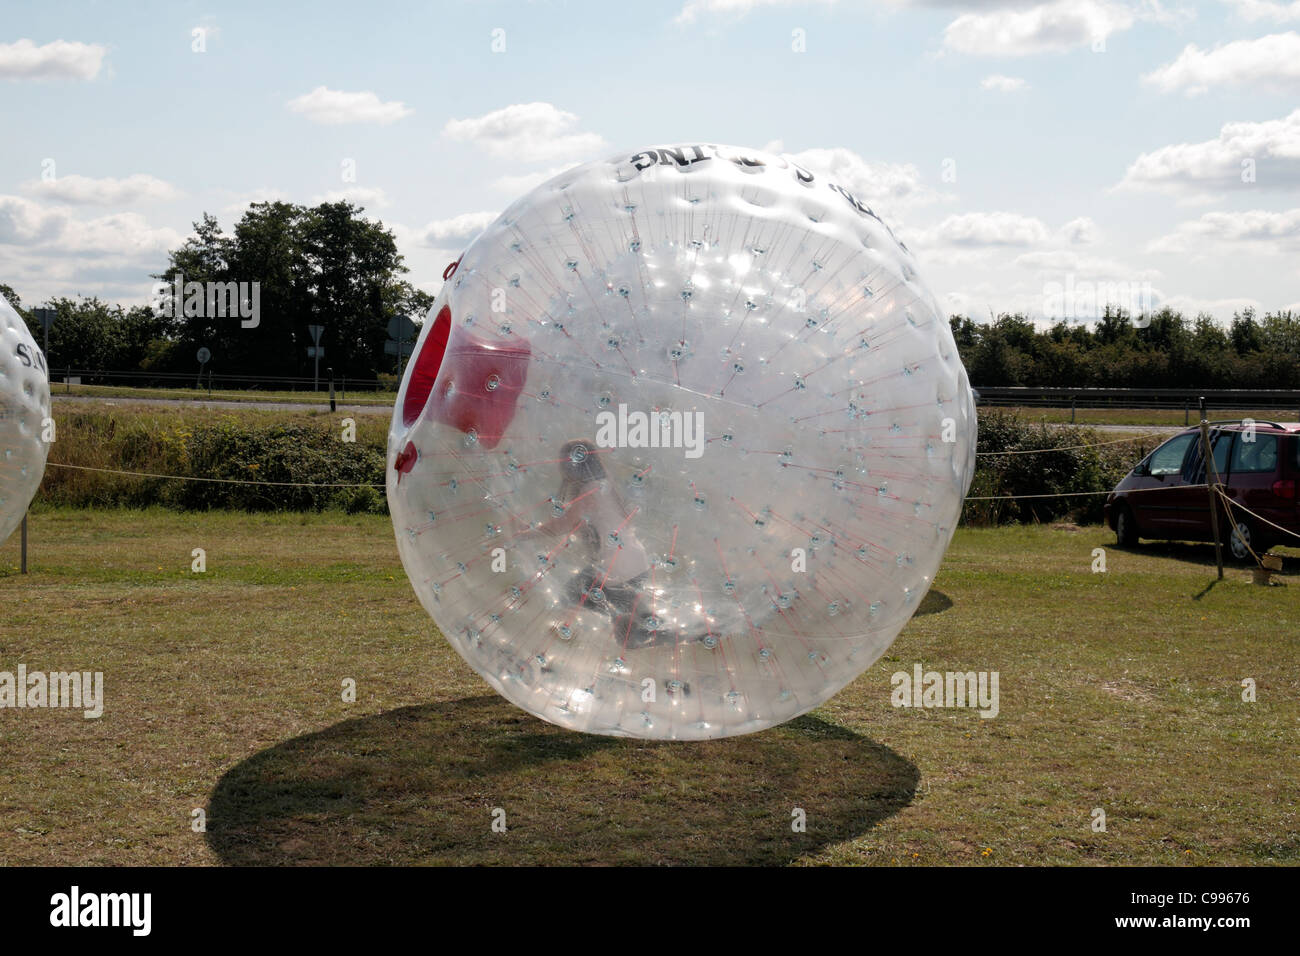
[1228,520,1255,562]
[1115,505,1140,548]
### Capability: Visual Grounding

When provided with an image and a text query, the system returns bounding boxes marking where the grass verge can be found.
[1,511,1296,865]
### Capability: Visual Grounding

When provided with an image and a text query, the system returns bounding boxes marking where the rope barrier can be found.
[976,431,1170,456]
[45,461,384,489]
[1214,485,1300,546]
[964,483,1205,502]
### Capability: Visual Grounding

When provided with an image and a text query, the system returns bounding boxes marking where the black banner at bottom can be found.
[0,865,1281,942]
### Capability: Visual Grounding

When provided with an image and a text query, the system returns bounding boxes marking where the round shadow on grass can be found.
[206,695,917,866]
[914,588,953,617]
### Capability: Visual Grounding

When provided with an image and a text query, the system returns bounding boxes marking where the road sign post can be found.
[1199,402,1224,581]
[196,346,211,389]
[308,325,325,391]
[33,307,55,364]
[385,315,418,377]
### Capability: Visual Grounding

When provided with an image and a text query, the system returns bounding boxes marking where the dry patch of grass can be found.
[1,512,1297,865]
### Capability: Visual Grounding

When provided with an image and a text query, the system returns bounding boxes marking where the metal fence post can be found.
[1199,411,1224,581]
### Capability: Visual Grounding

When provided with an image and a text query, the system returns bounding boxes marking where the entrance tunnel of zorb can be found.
[387,144,977,740]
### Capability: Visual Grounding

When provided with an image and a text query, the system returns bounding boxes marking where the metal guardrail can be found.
[44,373,1300,420]
[51,367,394,395]
[974,386,1300,425]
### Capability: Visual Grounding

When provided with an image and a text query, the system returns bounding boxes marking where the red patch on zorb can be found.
[393,441,418,482]
[399,304,531,451]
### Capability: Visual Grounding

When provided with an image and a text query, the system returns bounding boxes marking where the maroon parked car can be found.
[1104,420,1300,560]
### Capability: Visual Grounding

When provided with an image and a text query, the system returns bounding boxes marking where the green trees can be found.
[9,296,171,372]
[5,200,433,381]
[159,201,432,379]
[948,308,1299,388]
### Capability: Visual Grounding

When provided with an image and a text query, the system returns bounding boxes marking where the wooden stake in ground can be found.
[1199,412,1224,580]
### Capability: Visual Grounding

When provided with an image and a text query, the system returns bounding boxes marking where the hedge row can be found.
[962,411,1144,526]
[39,410,387,513]
[37,408,1148,524]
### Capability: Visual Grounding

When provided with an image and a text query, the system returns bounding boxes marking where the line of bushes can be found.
[962,411,1145,526]
[36,406,1149,525]
[38,408,389,514]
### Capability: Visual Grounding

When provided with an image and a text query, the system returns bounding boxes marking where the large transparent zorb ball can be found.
[0,293,51,543]
[389,143,976,740]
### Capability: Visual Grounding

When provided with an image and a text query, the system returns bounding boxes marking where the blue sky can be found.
[2,0,1298,323]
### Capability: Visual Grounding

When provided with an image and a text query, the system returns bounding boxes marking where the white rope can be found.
[976,431,1169,457]
[46,461,383,489]
[965,483,1204,502]
[1214,485,1300,544]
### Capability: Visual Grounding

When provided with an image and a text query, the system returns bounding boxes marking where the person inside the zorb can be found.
[512,438,672,650]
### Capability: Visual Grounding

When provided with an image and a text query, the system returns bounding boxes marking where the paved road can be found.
[1087,423,1182,435]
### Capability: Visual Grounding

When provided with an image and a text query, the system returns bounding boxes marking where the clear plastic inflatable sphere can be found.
[0,294,51,544]
[389,144,976,740]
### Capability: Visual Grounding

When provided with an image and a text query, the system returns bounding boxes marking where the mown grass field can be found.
[2,510,1296,866]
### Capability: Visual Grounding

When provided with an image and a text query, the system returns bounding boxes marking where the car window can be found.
[1149,433,1196,476]
[1230,432,1279,474]
[1212,431,1232,477]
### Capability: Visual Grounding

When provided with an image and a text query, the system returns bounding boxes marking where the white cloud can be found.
[286,86,412,125]
[1014,248,1161,279]
[1159,293,1264,316]
[776,146,947,210]
[942,0,1136,56]
[415,211,499,249]
[22,173,180,205]
[981,73,1029,91]
[674,0,836,26]
[491,167,569,194]
[0,195,65,245]
[1117,109,1300,194]
[1143,31,1300,95]
[221,188,289,215]
[310,186,390,208]
[914,211,1051,247]
[0,195,181,256]
[0,39,106,80]
[1220,0,1300,22]
[1060,216,1098,244]
[1146,208,1300,254]
[443,103,606,163]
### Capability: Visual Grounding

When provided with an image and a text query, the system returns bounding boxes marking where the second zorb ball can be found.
[389,143,976,740]
[0,293,51,543]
